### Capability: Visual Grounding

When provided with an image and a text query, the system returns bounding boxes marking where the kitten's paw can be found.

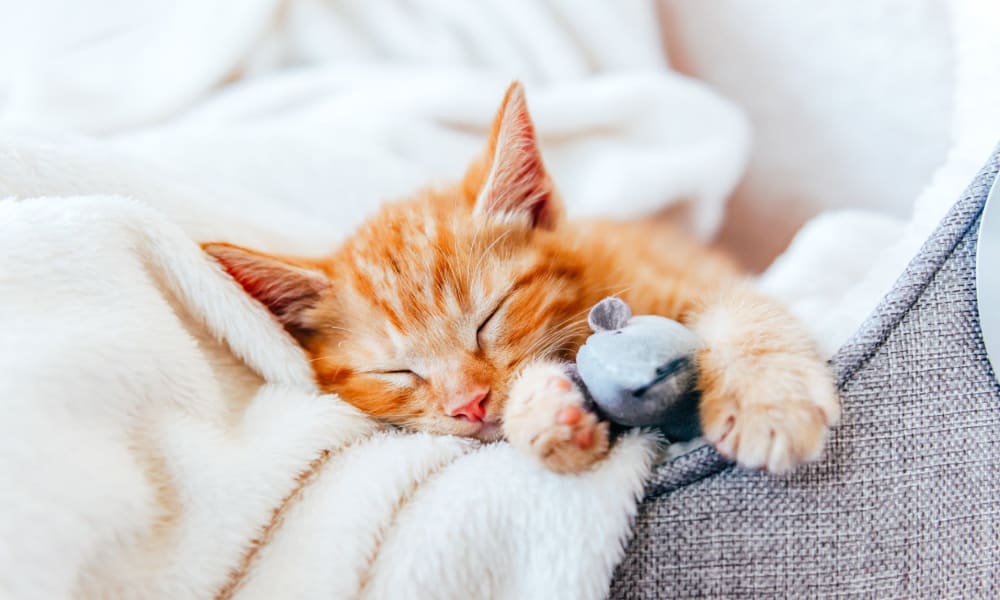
[700,354,840,474]
[504,362,610,474]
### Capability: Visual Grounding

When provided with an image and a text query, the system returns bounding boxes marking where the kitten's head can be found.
[205,82,591,440]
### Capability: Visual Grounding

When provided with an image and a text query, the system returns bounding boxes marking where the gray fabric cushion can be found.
[610,146,1000,599]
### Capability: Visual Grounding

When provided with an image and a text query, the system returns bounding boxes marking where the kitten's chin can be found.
[472,421,504,442]
[413,418,503,441]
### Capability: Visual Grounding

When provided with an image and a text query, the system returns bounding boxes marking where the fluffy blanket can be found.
[0,1,748,598]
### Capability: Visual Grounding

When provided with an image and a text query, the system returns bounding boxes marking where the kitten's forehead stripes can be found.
[346,202,531,330]
[203,81,611,441]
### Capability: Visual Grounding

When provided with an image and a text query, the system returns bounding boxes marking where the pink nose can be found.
[446,386,491,422]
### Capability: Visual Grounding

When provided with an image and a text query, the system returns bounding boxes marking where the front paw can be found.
[700,354,840,474]
[504,362,610,474]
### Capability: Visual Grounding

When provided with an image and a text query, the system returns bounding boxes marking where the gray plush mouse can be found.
[574,297,703,441]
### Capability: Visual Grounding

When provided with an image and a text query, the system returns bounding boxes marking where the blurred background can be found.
[659,1,953,269]
[0,0,993,274]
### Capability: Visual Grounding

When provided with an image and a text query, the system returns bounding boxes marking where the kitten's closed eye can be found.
[476,294,511,350]
[369,369,425,387]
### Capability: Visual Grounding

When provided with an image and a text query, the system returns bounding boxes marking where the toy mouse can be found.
[572,297,703,442]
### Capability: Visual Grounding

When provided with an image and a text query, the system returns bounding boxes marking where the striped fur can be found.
[205,82,839,474]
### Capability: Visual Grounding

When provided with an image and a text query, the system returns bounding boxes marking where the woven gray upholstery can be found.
[611,147,1000,599]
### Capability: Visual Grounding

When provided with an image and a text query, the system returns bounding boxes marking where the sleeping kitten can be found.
[204,82,839,474]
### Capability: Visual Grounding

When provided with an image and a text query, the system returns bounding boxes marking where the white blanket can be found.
[0,2,749,598]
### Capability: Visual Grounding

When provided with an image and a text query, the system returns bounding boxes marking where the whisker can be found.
[324,325,361,336]
[465,221,485,285]
[521,317,590,360]
[608,285,634,298]
[433,237,466,307]
[307,354,341,364]
[473,230,513,277]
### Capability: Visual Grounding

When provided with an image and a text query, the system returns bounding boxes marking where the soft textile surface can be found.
[0,196,658,599]
[662,0,955,269]
[759,0,1000,357]
[611,142,1000,599]
[0,2,748,598]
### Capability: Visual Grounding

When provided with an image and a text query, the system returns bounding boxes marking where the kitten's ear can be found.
[203,243,329,334]
[464,81,562,230]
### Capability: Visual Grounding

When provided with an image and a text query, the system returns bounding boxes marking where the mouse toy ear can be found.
[588,297,632,332]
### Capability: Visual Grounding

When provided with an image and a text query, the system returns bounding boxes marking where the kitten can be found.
[204,82,839,474]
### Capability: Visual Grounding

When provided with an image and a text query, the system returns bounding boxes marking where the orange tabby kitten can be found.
[204,82,839,474]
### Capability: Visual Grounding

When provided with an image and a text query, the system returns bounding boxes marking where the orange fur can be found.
[204,82,839,474]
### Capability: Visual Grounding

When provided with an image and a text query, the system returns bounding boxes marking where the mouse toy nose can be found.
[446,386,491,422]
